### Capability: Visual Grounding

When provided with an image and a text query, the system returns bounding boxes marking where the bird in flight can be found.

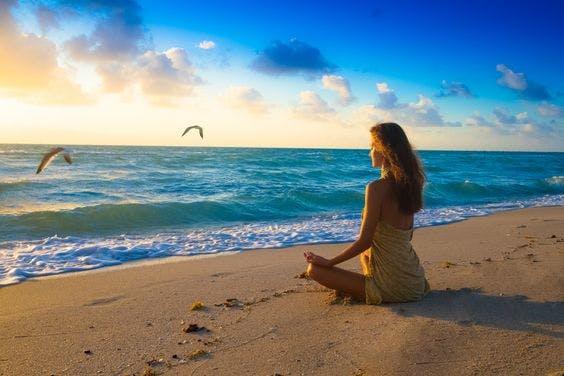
[181,125,204,139]
[36,147,73,174]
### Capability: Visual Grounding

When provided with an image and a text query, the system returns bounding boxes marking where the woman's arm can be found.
[304,181,383,267]
[327,181,382,266]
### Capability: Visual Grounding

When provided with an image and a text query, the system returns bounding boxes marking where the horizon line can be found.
[1,142,563,153]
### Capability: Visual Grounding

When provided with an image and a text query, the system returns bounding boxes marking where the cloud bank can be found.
[0,0,89,104]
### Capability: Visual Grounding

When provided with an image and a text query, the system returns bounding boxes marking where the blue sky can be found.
[158,0,562,91]
[1,0,563,150]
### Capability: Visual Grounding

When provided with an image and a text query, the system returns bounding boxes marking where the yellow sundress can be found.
[360,219,430,304]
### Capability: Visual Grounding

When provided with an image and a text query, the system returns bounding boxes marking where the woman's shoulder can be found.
[366,179,392,199]
[367,178,393,192]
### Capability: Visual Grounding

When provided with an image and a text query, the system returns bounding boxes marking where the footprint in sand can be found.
[83,295,125,306]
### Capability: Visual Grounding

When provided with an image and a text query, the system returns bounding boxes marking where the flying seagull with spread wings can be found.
[36,147,73,174]
[181,125,204,139]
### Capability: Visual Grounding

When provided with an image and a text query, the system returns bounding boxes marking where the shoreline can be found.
[2,204,562,287]
[1,206,563,375]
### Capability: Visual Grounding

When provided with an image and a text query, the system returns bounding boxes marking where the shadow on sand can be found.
[390,288,564,339]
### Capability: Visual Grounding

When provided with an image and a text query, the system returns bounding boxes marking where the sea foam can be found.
[1,194,562,285]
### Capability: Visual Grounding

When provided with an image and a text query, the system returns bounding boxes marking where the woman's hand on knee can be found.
[303,251,333,267]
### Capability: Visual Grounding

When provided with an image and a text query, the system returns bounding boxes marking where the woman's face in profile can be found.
[369,141,384,168]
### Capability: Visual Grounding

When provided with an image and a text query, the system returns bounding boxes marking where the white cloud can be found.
[198,40,216,50]
[135,48,203,104]
[465,107,557,136]
[495,64,551,101]
[496,64,527,90]
[464,113,495,128]
[62,1,147,63]
[95,47,204,105]
[0,2,205,106]
[222,86,268,114]
[0,2,89,104]
[404,95,461,127]
[291,90,351,126]
[350,104,394,128]
[352,83,460,128]
[375,82,400,109]
[492,107,520,124]
[436,80,473,98]
[321,74,354,105]
[537,102,562,117]
[376,83,390,93]
[293,91,335,119]
[96,62,131,93]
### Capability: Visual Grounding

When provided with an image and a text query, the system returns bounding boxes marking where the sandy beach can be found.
[0,206,563,376]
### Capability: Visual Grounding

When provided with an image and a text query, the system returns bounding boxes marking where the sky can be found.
[0,0,563,151]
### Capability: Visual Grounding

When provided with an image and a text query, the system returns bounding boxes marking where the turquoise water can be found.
[1,144,562,284]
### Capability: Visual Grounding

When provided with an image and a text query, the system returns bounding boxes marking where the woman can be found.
[304,122,429,304]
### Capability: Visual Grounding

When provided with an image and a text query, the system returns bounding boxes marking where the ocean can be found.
[1,144,562,285]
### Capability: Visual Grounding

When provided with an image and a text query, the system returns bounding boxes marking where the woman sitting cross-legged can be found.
[304,122,430,304]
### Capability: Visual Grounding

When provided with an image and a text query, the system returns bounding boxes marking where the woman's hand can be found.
[303,251,333,267]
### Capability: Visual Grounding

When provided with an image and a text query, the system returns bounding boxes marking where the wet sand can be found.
[0,206,563,375]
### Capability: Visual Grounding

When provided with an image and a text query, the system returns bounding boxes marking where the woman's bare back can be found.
[377,179,414,230]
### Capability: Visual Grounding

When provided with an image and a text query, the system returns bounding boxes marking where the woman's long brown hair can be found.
[370,123,425,214]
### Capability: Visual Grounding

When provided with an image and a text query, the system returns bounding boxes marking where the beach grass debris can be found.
[245,296,270,305]
[190,301,205,311]
[483,257,492,262]
[441,261,456,268]
[146,358,167,367]
[214,298,243,308]
[142,367,157,376]
[187,349,209,360]
[143,358,171,374]
[273,289,296,298]
[182,324,208,333]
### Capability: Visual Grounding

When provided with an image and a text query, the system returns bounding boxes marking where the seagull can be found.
[181,125,204,139]
[36,147,73,174]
